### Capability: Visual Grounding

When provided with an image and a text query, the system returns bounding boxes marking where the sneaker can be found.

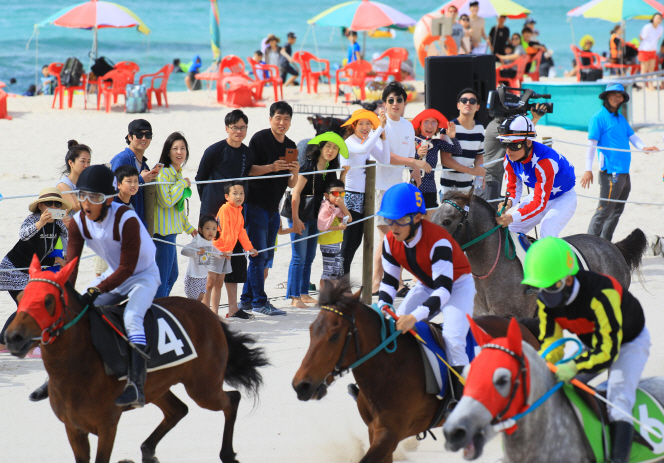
[227,310,255,320]
[254,303,287,316]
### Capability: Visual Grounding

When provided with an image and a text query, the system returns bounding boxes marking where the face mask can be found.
[537,279,574,308]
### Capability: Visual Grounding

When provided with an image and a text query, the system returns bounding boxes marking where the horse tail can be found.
[614,228,648,273]
[220,321,269,397]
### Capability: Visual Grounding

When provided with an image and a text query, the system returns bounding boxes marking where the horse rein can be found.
[482,343,529,423]
[319,305,362,386]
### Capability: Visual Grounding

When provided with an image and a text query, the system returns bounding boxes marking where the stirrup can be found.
[115,381,145,408]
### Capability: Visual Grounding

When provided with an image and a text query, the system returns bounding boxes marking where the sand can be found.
[1,81,664,462]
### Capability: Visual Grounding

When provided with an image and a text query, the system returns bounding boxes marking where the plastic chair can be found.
[526,50,544,81]
[220,76,265,108]
[114,61,140,83]
[247,57,283,101]
[48,62,87,110]
[293,51,331,94]
[496,54,530,87]
[97,69,133,113]
[570,45,605,82]
[216,55,255,103]
[335,60,373,102]
[0,81,11,120]
[372,47,409,82]
[139,64,174,109]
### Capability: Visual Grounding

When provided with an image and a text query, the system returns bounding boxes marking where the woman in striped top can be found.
[154,132,197,298]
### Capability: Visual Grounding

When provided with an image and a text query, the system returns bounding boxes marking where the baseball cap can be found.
[128,119,152,134]
[287,32,297,39]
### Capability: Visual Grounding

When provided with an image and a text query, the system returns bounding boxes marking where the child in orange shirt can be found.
[204,182,257,319]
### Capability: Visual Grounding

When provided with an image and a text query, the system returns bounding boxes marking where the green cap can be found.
[521,237,579,288]
[308,132,349,159]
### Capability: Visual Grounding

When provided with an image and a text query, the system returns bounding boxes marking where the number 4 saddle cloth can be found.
[89,300,198,379]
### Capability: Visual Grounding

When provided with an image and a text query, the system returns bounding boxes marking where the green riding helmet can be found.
[521,237,579,288]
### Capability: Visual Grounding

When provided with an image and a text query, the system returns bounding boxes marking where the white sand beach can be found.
[2,83,664,462]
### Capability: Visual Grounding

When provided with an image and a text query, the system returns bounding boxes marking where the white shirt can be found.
[378,116,415,191]
[181,234,215,278]
[341,127,391,193]
[640,23,664,51]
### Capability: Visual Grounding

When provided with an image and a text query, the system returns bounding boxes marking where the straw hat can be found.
[410,109,449,132]
[28,187,72,214]
[341,109,381,130]
[266,34,280,43]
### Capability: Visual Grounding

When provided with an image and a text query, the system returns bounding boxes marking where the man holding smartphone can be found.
[110,119,161,227]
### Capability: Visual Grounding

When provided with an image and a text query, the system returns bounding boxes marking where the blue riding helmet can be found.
[377,183,427,220]
[599,83,630,103]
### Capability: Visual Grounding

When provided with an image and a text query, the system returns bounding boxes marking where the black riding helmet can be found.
[76,164,117,195]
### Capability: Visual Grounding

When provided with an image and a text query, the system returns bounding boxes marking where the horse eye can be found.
[442,219,453,226]
[496,376,508,387]
[329,332,340,342]
[45,294,55,305]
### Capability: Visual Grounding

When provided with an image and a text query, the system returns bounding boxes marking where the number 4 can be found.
[157,318,185,356]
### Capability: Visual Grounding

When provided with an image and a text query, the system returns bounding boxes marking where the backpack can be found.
[91,56,115,78]
[125,84,148,113]
[60,57,84,87]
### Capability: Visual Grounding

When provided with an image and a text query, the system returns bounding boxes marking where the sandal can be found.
[274,282,286,289]
[396,284,410,298]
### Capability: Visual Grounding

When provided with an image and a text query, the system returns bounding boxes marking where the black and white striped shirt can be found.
[441,118,485,191]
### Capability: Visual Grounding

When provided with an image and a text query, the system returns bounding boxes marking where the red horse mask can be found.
[464,316,531,435]
[17,254,79,343]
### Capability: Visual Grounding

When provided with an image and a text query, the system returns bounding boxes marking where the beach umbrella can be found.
[308,0,417,31]
[567,0,664,21]
[34,0,150,59]
[438,0,531,19]
[210,0,221,62]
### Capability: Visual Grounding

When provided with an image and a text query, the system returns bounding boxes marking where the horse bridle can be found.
[319,305,362,386]
[482,343,529,423]
[26,278,69,344]
[442,199,473,244]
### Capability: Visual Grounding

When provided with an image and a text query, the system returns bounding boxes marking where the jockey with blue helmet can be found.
[376,182,474,402]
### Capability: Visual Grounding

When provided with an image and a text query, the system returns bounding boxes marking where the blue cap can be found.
[599,83,629,103]
[377,183,427,220]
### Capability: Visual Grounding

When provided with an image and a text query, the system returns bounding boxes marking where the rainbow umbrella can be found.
[308,0,417,31]
[438,0,530,19]
[567,0,664,21]
[35,0,150,58]
[210,0,221,62]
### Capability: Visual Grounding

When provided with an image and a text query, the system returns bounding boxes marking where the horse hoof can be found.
[118,460,135,463]
[220,452,238,463]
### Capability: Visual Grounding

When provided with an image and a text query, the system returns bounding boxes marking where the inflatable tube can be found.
[413,9,444,67]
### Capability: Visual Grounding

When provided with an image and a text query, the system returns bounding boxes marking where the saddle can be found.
[512,231,590,272]
[89,301,198,379]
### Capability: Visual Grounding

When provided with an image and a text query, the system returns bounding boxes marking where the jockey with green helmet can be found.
[523,237,649,463]
[376,183,474,401]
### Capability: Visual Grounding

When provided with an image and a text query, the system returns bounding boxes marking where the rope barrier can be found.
[551,139,660,153]
[0,253,97,273]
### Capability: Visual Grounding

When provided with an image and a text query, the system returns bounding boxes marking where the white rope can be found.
[550,138,659,153]
[0,253,97,273]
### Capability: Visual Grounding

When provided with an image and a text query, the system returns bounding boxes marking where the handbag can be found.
[281,172,322,222]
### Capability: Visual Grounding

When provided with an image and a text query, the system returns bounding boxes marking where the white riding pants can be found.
[508,189,577,238]
[607,327,651,423]
[90,262,161,342]
[396,273,476,366]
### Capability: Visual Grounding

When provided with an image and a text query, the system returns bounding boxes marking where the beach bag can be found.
[125,84,148,113]
[91,56,115,78]
[280,174,322,222]
[580,68,603,82]
[60,57,84,87]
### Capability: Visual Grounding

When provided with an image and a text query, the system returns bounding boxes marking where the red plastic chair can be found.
[570,45,605,82]
[0,81,11,120]
[496,54,530,87]
[372,47,409,82]
[247,57,283,101]
[139,64,174,109]
[114,61,140,83]
[292,51,331,94]
[526,50,544,81]
[97,70,133,113]
[335,60,373,102]
[216,55,255,103]
[220,76,265,108]
[48,62,87,110]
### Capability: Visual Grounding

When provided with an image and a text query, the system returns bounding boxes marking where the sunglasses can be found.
[42,200,63,208]
[501,141,526,151]
[385,213,416,227]
[459,97,478,105]
[387,97,404,104]
[132,132,153,139]
[76,190,113,205]
[327,191,346,197]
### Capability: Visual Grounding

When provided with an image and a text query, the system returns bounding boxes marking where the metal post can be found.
[144,183,156,237]
[361,161,376,304]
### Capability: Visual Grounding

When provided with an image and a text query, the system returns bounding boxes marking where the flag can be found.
[210,0,221,62]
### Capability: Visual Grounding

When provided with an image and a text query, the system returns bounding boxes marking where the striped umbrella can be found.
[567,0,664,21]
[438,0,531,19]
[308,0,417,31]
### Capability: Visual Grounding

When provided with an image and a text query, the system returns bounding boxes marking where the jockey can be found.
[522,237,649,463]
[30,165,160,407]
[376,183,474,401]
[495,115,577,238]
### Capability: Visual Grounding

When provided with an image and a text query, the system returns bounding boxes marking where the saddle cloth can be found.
[415,321,478,398]
[511,231,589,272]
[89,302,198,379]
[563,383,664,462]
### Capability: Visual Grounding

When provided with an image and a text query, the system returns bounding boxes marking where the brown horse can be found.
[4,256,268,463]
[292,279,540,463]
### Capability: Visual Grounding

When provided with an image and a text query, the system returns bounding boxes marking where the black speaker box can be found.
[424,55,496,127]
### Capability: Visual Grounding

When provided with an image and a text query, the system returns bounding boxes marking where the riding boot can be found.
[609,420,634,463]
[29,377,49,402]
[115,344,147,408]
[449,366,466,405]
[348,383,360,401]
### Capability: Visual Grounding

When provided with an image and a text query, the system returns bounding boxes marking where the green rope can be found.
[460,201,515,259]
[62,304,90,331]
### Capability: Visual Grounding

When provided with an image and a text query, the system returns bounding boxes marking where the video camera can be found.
[487,86,553,120]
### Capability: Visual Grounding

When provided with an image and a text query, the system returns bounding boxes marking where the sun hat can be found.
[29,188,72,214]
[521,237,579,288]
[411,109,449,132]
[579,34,595,48]
[341,109,381,130]
[377,183,426,220]
[308,132,349,158]
[599,83,630,103]
[266,34,280,43]
[497,115,536,142]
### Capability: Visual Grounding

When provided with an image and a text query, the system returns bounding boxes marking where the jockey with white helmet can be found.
[496,115,577,238]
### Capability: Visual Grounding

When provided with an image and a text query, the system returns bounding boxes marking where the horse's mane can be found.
[318,277,361,313]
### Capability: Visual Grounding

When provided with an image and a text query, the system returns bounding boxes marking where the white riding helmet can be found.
[497,115,537,142]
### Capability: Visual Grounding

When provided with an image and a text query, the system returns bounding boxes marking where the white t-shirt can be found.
[181,234,215,278]
[341,127,391,193]
[639,23,664,51]
[378,116,415,191]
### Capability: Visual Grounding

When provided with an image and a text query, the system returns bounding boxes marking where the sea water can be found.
[0,0,651,94]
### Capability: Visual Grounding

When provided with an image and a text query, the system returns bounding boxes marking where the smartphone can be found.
[154,163,164,170]
[49,209,66,220]
[279,148,298,164]
[342,215,350,225]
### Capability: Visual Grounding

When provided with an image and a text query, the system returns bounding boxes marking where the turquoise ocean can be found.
[0,0,653,93]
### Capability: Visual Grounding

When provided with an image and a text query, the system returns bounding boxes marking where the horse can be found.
[4,256,268,463]
[431,191,647,318]
[443,317,664,463]
[291,279,540,463]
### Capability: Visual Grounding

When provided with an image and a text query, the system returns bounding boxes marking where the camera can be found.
[48,209,66,220]
[487,86,554,120]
